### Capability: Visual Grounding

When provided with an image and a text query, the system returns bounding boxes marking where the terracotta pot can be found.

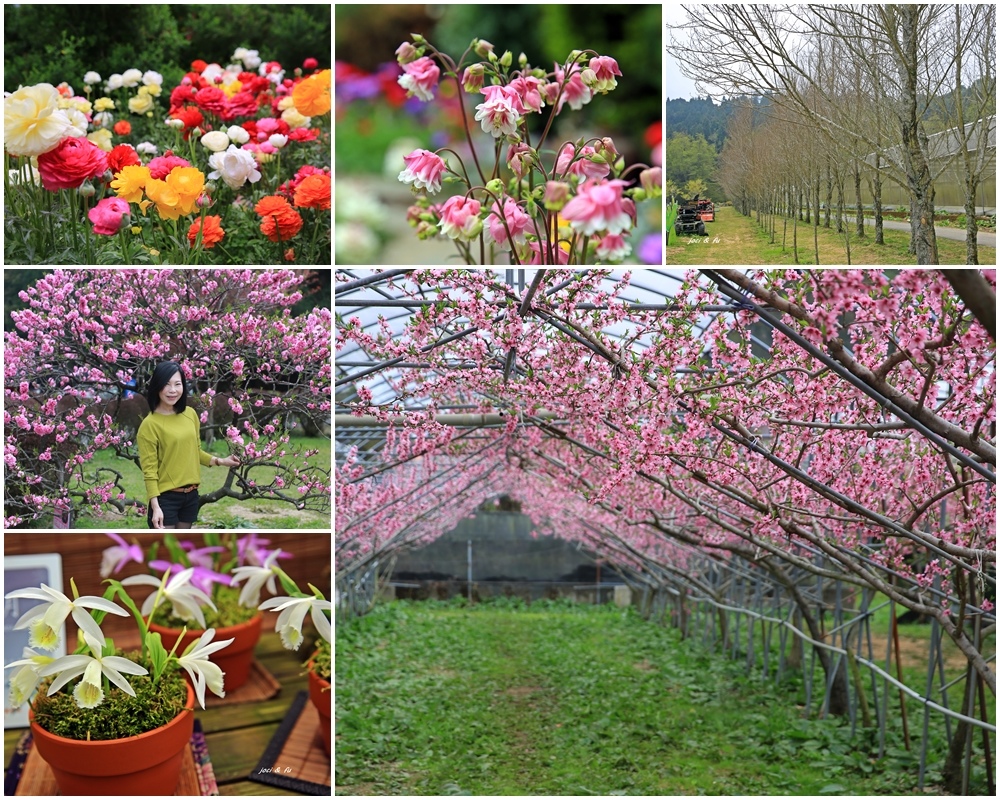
[308,661,331,756]
[149,614,262,690]
[29,682,194,796]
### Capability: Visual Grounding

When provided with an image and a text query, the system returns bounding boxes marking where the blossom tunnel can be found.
[335,268,996,793]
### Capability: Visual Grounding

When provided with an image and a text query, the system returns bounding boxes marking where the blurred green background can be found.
[4,4,332,93]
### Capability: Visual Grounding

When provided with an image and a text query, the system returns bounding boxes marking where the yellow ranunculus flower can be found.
[110,165,151,202]
[94,97,115,112]
[165,167,205,215]
[280,107,310,130]
[137,85,151,97]
[128,93,154,115]
[60,97,93,116]
[86,128,114,152]
[144,83,162,97]
[144,177,183,220]
[221,80,242,99]
[3,83,73,156]
[277,96,295,111]
[291,69,330,116]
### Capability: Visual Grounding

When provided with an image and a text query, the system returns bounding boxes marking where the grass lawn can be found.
[71,435,330,529]
[667,206,997,266]
[335,599,984,795]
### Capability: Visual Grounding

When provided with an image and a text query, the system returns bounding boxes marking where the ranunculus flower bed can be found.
[3,50,331,264]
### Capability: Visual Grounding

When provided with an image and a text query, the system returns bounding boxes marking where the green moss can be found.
[308,638,331,681]
[31,651,187,741]
[150,584,257,630]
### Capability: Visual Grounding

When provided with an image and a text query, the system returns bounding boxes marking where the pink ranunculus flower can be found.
[587,56,622,93]
[486,198,531,251]
[555,144,610,183]
[397,56,439,102]
[36,136,108,191]
[474,92,521,139]
[398,148,446,194]
[561,179,632,236]
[87,196,130,235]
[437,196,483,241]
[595,232,632,262]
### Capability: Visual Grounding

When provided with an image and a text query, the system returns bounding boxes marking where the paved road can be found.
[864,217,996,248]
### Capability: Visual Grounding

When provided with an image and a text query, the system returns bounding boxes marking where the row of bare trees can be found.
[671,4,996,264]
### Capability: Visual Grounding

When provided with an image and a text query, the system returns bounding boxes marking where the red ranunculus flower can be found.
[303,57,318,71]
[107,144,141,176]
[36,136,108,191]
[191,59,208,73]
[187,215,225,249]
[287,127,318,143]
[223,91,258,121]
[194,87,227,116]
[113,120,131,136]
[169,85,198,112]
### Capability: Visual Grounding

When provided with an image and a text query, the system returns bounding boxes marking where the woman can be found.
[137,361,240,529]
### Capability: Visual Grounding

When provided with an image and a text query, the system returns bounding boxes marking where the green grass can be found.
[71,436,330,529]
[335,599,979,795]
[667,206,997,266]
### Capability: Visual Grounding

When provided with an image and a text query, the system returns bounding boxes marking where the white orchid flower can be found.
[258,595,332,650]
[176,628,235,709]
[4,647,56,708]
[122,567,216,629]
[229,549,282,607]
[5,584,129,651]
[37,631,148,709]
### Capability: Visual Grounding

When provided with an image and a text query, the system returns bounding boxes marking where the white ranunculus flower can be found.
[64,107,90,138]
[3,83,73,157]
[268,133,288,149]
[92,111,113,128]
[106,73,123,91]
[121,68,143,88]
[136,140,158,155]
[207,144,262,189]
[142,70,163,86]
[200,130,231,152]
[280,107,310,130]
[201,63,224,82]
[83,71,102,86]
[226,125,250,144]
[242,50,261,70]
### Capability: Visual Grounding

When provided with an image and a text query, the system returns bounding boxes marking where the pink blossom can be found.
[508,75,545,113]
[587,56,622,93]
[232,357,245,376]
[485,198,531,250]
[561,179,632,235]
[397,56,440,102]
[398,149,446,194]
[461,64,484,94]
[551,63,592,113]
[555,144,610,182]
[437,196,483,241]
[595,232,631,261]
[474,90,521,138]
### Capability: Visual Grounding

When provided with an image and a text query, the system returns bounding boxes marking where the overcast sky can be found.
[665,5,701,100]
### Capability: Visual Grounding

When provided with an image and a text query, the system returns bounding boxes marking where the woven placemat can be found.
[6,719,218,796]
[249,691,331,795]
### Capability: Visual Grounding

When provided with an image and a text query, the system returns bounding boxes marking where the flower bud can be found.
[205,181,217,195]
[543,181,569,211]
[599,137,618,158]
[581,68,598,89]
[411,33,425,44]
[640,167,662,196]
[474,39,494,58]
[197,194,212,208]
[78,182,96,198]
[499,50,513,68]
[396,41,419,65]
[504,132,522,145]
[518,53,528,68]
[462,63,485,93]
[485,178,504,195]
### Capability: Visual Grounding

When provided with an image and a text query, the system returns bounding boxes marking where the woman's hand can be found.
[217,454,240,469]
[150,502,164,529]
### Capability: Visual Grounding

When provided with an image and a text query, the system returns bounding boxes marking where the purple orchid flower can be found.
[100,533,145,578]
[148,560,232,596]
[178,542,227,569]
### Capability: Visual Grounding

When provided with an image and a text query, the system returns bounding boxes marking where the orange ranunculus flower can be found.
[110,164,151,203]
[144,178,183,219]
[113,120,131,135]
[255,195,304,242]
[293,173,331,210]
[291,69,330,116]
[188,215,225,249]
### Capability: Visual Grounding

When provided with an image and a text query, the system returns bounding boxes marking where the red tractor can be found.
[673,196,715,237]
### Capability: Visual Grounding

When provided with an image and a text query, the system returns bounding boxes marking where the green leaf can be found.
[163,533,190,566]
[146,631,168,679]
[819,784,846,794]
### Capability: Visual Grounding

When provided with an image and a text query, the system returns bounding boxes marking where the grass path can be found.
[336,600,961,796]
[667,206,997,266]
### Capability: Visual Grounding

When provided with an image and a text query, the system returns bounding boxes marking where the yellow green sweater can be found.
[137,406,213,500]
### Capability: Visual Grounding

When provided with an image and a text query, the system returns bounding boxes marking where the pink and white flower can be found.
[398,148,446,194]
[556,144,610,182]
[397,56,440,102]
[486,198,531,250]
[437,196,483,241]
[586,56,622,93]
[561,179,632,236]
[474,90,522,138]
[550,63,592,113]
[595,232,632,261]
[508,75,545,113]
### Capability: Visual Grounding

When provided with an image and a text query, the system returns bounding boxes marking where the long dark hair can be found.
[145,361,187,414]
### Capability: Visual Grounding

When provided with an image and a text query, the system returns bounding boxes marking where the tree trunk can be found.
[965,189,980,265]
[824,159,832,228]
[873,154,884,245]
[854,160,865,238]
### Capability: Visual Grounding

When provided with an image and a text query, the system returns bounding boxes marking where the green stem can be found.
[118,226,131,264]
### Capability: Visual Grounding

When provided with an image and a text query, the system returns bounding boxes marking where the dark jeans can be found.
[147,488,199,528]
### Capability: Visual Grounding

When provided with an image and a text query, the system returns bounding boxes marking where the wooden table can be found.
[4,631,327,796]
